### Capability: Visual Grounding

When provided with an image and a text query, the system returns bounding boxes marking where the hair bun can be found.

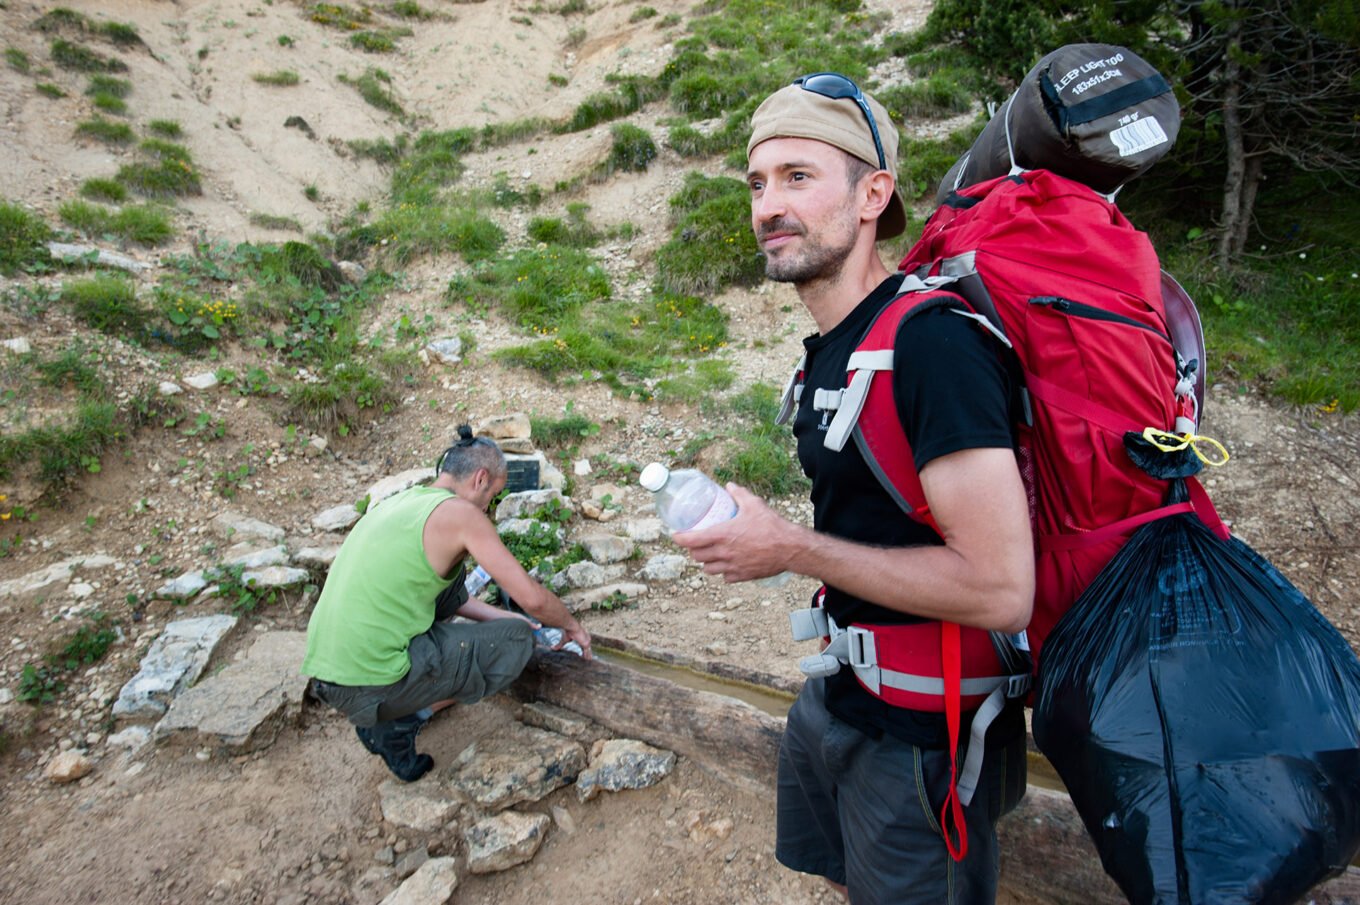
[456,424,474,445]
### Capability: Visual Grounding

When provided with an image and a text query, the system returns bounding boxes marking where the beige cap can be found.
[747,78,907,240]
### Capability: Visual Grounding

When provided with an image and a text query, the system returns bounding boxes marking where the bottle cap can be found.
[638,462,670,492]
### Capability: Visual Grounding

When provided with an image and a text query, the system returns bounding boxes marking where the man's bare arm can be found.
[673,447,1033,633]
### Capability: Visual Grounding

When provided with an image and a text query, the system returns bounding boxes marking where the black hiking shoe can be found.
[354,714,433,782]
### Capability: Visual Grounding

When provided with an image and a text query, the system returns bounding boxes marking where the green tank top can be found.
[302,485,459,686]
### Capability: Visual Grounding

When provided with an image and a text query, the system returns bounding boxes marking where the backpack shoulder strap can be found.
[823,288,977,525]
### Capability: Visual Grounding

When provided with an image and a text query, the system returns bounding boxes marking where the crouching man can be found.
[303,425,592,782]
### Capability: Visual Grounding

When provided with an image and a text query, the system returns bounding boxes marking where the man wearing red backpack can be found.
[673,75,1034,903]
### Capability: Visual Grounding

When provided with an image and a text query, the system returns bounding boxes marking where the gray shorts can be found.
[312,615,534,728]
[775,677,1027,904]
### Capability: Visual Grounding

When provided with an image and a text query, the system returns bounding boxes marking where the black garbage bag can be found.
[1033,499,1360,905]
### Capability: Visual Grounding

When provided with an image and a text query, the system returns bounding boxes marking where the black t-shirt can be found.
[793,275,1024,749]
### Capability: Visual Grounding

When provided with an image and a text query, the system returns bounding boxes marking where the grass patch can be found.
[36,82,67,99]
[50,38,126,73]
[629,5,658,22]
[116,139,202,198]
[526,203,602,248]
[252,69,300,86]
[596,123,657,179]
[58,200,174,245]
[339,67,402,117]
[350,30,397,53]
[85,74,131,97]
[91,92,128,115]
[61,272,148,334]
[309,3,373,29]
[708,383,808,497]
[250,212,304,232]
[655,172,761,297]
[146,119,184,138]
[74,117,134,144]
[80,178,127,202]
[366,204,504,265]
[5,47,31,73]
[0,202,53,275]
[391,1,434,18]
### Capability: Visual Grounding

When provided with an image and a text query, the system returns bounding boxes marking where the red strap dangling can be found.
[938,620,968,861]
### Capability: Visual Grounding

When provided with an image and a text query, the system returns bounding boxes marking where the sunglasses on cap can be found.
[793,72,886,172]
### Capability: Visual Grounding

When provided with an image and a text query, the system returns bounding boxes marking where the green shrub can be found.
[58,198,110,234]
[61,273,147,334]
[252,69,300,86]
[50,38,126,73]
[601,123,658,176]
[80,178,127,202]
[61,200,172,244]
[310,2,373,29]
[391,1,432,18]
[369,204,504,265]
[0,202,53,275]
[560,89,640,133]
[350,30,396,52]
[36,82,67,99]
[75,117,134,144]
[629,5,658,22]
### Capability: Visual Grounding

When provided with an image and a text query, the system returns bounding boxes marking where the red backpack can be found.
[780,168,1228,859]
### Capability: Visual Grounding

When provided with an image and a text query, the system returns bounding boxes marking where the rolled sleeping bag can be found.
[936,43,1180,204]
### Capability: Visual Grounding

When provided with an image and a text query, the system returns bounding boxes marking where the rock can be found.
[157,381,182,396]
[580,534,634,564]
[588,482,627,503]
[1,337,32,354]
[211,512,286,544]
[68,582,96,599]
[155,570,208,601]
[554,561,624,591]
[551,804,576,834]
[562,583,647,612]
[424,338,463,365]
[0,688,13,705]
[377,856,458,905]
[183,371,219,391]
[337,260,367,284]
[624,518,664,543]
[222,543,289,570]
[0,553,117,598]
[364,468,431,509]
[312,503,361,533]
[393,845,429,880]
[580,499,619,521]
[576,738,676,802]
[47,241,151,273]
[497,438,533,454]
[238,565,310,589]
[573,458,591,476]
[494,489,572,521]
[306,435,328,457]
[107,725,152,753]
[637,554,687,582]
[496,519,565,545]
[113,614,238,721]
[153,631,309,752]
[292,544,342,570]
[45,750,93,783]
[463,810,551,874]
[378,779,464,832]
[445,722,586,810]
[479,413,531,441]
[518,701,598,743]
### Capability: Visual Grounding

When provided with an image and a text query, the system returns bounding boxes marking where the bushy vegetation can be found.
[655,173,762,297]
[0,202,53,275]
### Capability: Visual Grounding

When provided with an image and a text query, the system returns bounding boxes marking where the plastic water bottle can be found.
[638,463,737,531]
[464,565,492,597]
[534,626,584,656]
[639,462,795,588]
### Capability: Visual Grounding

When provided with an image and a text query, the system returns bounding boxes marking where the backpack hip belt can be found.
[789,596,1031,808]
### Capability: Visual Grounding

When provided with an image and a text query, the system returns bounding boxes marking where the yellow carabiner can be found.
[1141,427,1230,467]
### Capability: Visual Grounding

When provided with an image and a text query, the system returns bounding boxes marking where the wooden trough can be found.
[512,638,1360,905]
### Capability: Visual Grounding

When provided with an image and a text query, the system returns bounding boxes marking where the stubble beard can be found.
[760,214,858,287]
